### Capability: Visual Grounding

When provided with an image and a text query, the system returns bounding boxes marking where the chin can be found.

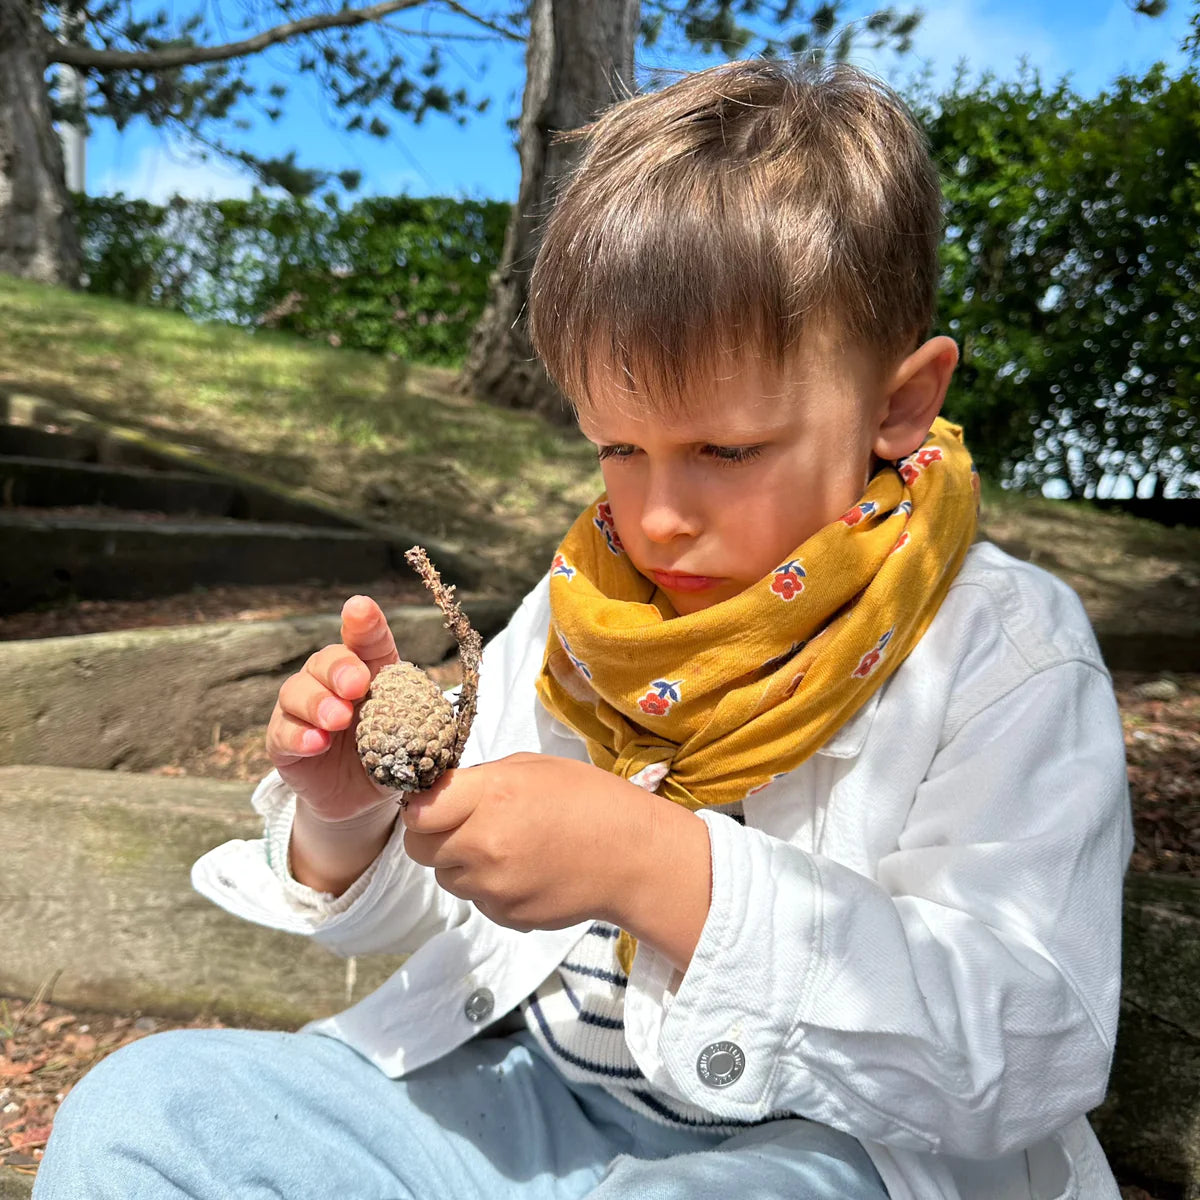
[665,584,742,616]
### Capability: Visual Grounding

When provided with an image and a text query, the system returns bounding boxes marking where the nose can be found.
[639,464,701,544]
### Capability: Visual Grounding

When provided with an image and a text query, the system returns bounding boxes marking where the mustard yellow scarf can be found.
[535,418,979,970]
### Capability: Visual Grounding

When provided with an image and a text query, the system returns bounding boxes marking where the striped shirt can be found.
[521,920,765,1132]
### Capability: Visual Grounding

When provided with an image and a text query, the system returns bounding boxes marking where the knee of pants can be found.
[51,1028,264,1146]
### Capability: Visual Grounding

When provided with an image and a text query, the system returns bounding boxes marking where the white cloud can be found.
[91,138,430,203]
[90,140,264,203]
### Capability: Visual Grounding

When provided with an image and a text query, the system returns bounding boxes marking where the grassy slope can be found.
[1,273,1197,629]
[0,275,602,592]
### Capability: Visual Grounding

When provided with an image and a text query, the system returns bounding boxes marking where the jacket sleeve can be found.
[190,576,553,958]
[623,658,1132,1159]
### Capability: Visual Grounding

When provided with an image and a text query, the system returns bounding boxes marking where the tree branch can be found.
[47,0,521,71]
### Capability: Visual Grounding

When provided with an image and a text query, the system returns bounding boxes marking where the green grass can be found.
[1,273,1196,628]
[0,275,603,589]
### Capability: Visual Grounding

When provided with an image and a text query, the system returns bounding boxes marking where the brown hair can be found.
[528,58,944,409]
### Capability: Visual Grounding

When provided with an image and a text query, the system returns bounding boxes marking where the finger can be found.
[340,595,400,677]
[403,827,455,869]
[305,644,371,702]
[400,768,481,834]
[434,865,468,899]
[278,671,356,732]
[266,708,330,766]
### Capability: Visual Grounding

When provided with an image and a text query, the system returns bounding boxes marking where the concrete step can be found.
[0,455,237,514]
[0,424,360,530]
[0,424,95,462]
[0,512,401,612]
[0,595,517,771]
[0,766,408,1029]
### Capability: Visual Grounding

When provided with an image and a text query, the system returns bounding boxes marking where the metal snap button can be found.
[696,1040,745,1087]
[463,987,495,1023]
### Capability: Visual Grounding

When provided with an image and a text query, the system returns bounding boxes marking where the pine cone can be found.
[355,661,458,792]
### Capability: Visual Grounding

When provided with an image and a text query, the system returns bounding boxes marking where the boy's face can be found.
[576,336,894,616]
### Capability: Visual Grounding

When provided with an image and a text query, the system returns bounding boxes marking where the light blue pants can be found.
[35,1026,889,1199]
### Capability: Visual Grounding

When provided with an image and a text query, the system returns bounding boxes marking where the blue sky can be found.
[83,0,1193,204]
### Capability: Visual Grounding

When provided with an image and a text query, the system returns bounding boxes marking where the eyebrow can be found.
[579,416,797,444]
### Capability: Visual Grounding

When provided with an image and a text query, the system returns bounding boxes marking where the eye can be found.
[704,444,764,466]
[596,443,638,461]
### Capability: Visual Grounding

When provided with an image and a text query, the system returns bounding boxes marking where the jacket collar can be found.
[814,688,884,759]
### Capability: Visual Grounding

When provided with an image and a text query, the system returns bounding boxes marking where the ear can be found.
[872,336,959,461]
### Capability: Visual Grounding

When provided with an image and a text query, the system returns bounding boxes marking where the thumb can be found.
[340,595,401,678]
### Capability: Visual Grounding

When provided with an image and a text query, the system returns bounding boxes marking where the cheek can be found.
[726,459,864,565]
[598,466,638,534]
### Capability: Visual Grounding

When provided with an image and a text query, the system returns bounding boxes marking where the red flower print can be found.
[914,447,943,468]
[593,502,624,554]
[852,649,882,678]
[771,574,804,600]
[898,461,920,486]
[890,531,910,555]
[770,559,807,601]
[851,627,894,678]
[840,501,878,527]
[637,678,682,717]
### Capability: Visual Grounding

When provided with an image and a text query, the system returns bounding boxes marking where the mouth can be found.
[649,570,726,593]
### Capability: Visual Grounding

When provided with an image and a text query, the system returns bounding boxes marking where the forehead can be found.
[573,333,851,441]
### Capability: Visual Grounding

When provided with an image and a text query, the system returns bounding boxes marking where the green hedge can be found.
[74,193,509,366]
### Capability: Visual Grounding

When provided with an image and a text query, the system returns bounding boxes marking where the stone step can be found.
[0,424,95,462]
[0,454,237,514]
[0,596,516,771]
[0,424,361,530]
[0,512,401,612]
[0,766,409,1030]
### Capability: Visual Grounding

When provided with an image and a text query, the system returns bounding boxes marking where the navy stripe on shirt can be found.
[560,960,628,988]
[525,996,643,1080]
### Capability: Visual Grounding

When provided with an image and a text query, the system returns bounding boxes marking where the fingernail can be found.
[332,665,357,695]
[302,729,326,752]
[318,697,346,727]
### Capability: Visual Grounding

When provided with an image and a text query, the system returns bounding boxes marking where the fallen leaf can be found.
[9,1125,51,1151]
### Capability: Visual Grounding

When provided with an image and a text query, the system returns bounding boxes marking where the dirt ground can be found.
[0,577,432,641]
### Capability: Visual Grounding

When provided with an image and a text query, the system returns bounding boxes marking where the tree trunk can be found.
[0,0,81,286]
[459,0,638,422]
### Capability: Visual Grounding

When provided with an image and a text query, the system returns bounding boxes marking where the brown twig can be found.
[404,547,482,764]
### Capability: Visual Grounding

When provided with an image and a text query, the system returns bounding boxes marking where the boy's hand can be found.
[265,594,400,822]
[401,754,712,968]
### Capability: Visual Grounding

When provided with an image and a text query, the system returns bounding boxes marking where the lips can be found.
[649,570,725,593]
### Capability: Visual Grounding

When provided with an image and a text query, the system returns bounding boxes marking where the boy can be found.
[36,59,1130,1199]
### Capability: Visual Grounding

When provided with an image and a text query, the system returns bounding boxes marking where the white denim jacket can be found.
[193,541,1132,1200]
